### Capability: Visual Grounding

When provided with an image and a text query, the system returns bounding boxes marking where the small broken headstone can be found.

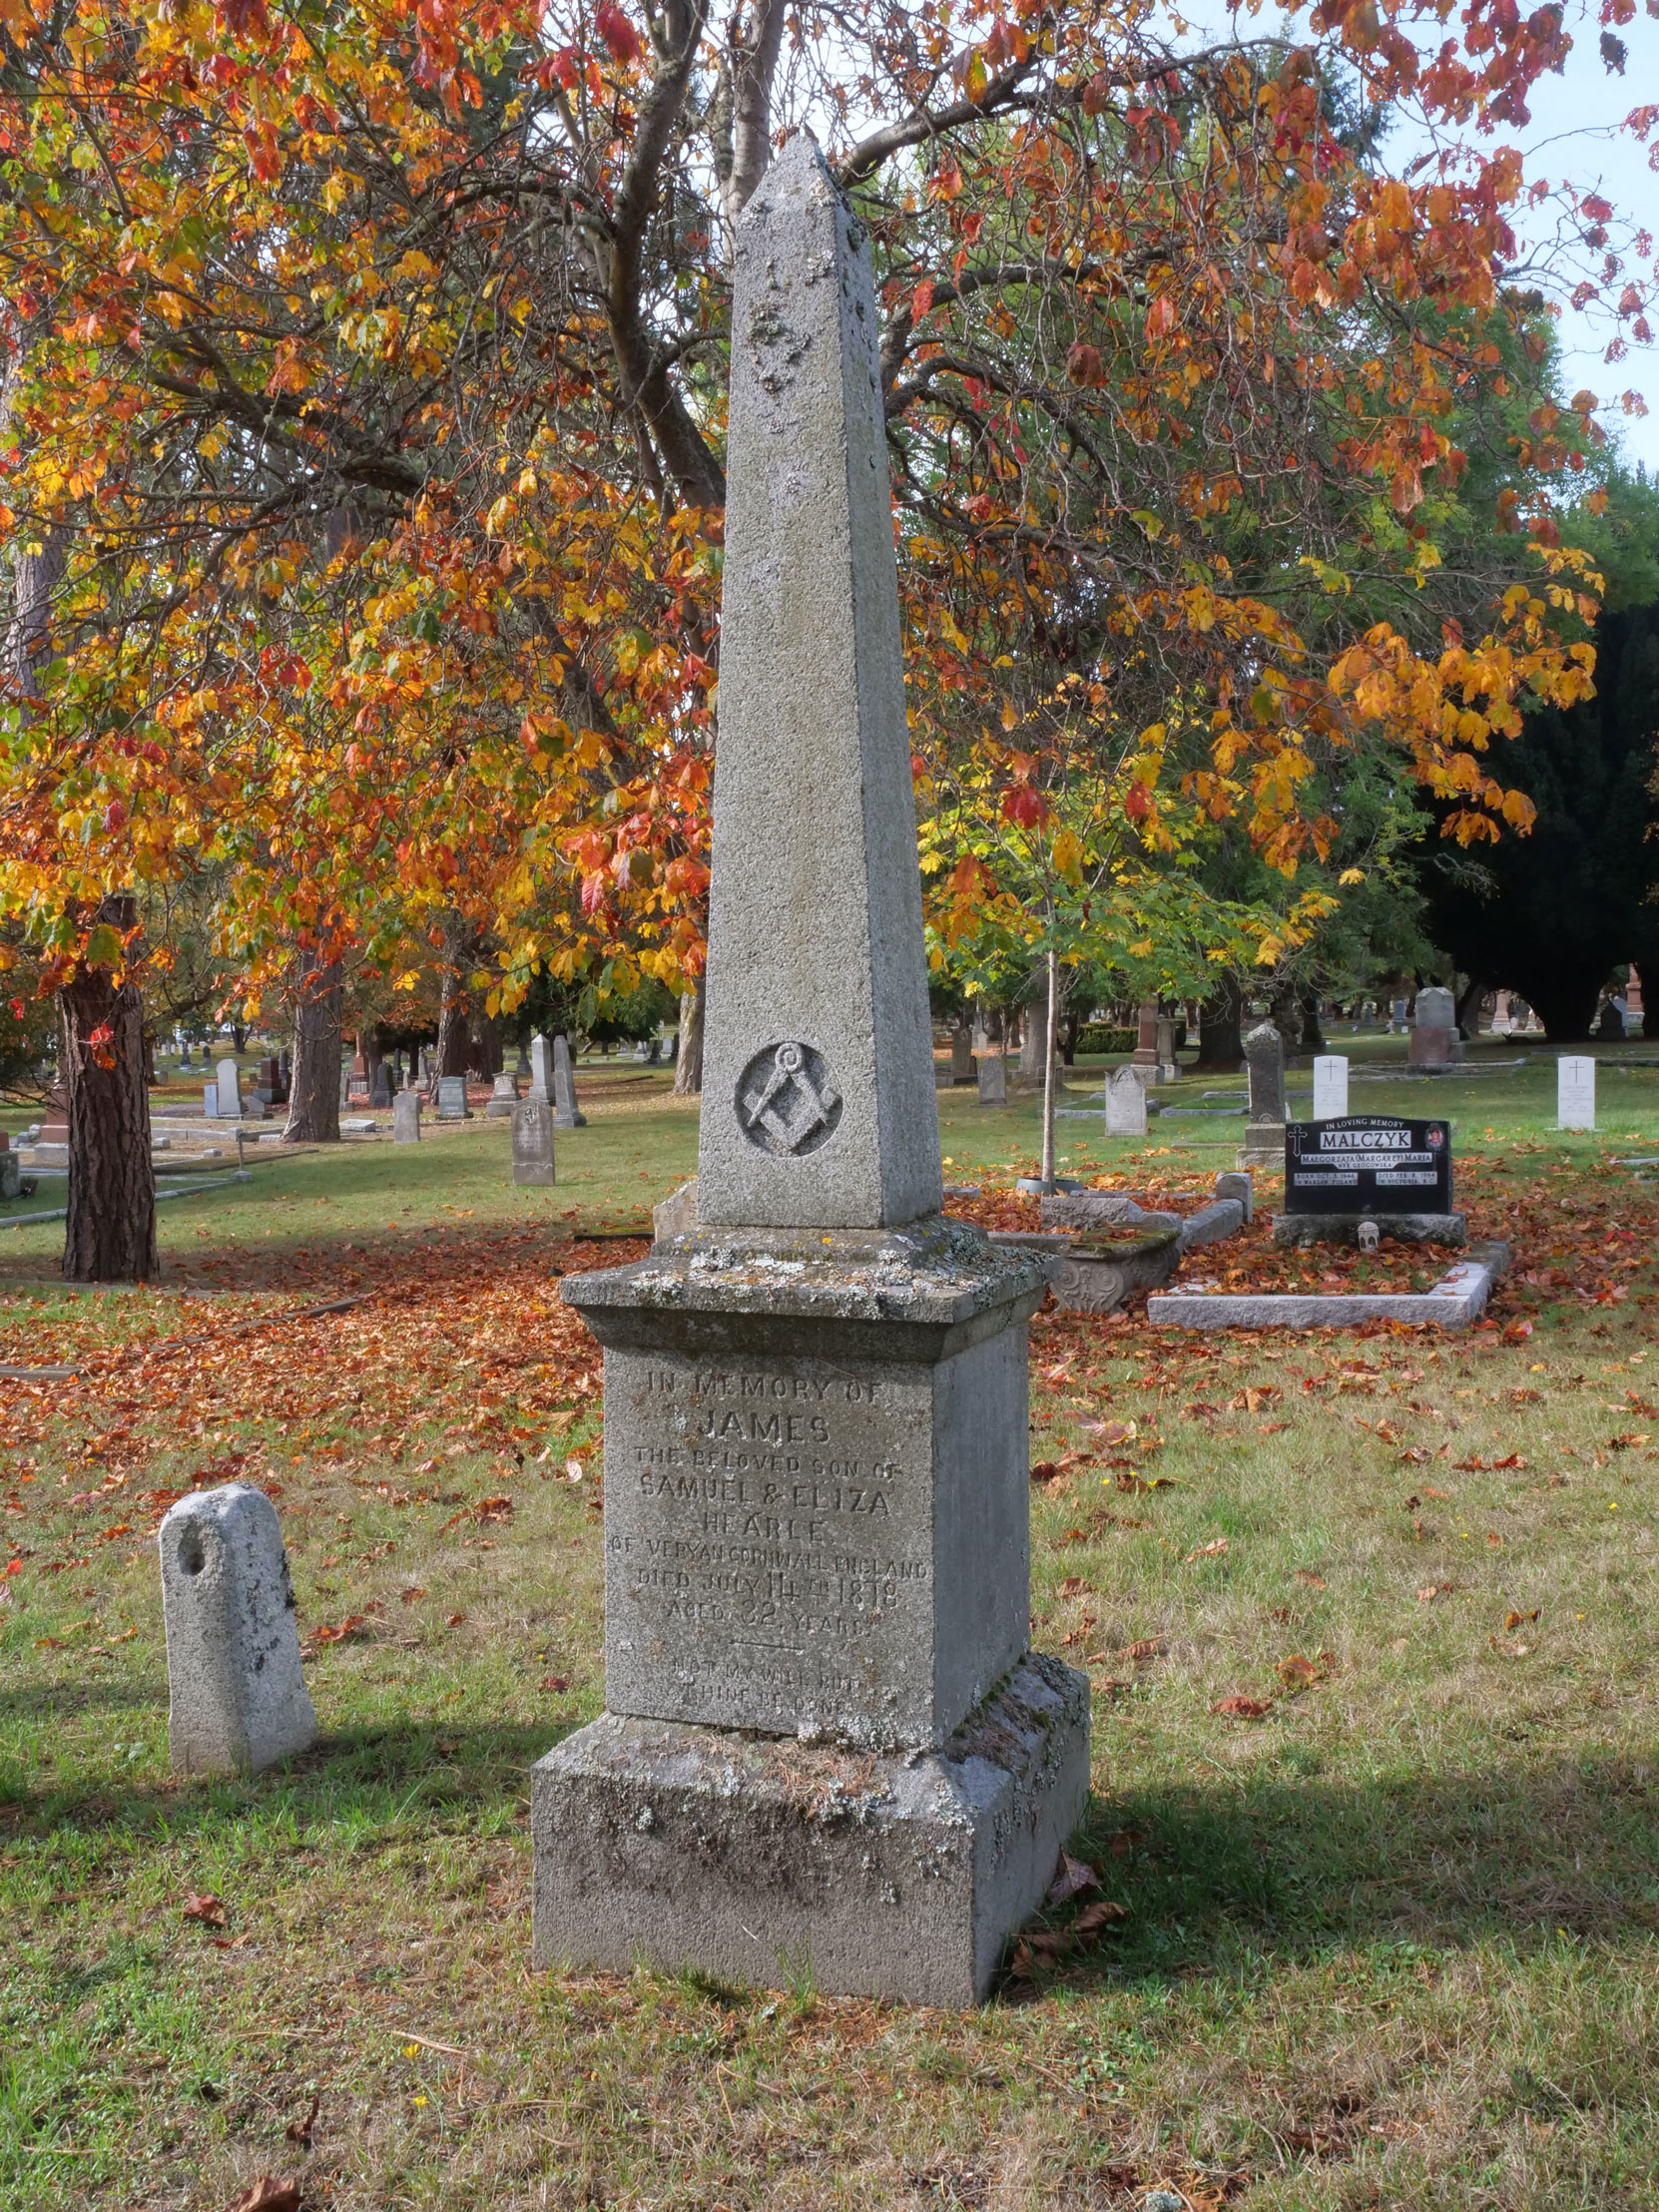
[486,1071,520,1119]
[393,1090,421,1143]
[1214,1168,1253,1223]
[976,1052,1006,1106]
[159,1484,316,1778]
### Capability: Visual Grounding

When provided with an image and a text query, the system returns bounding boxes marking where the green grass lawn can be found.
[3,1042,1658,2209]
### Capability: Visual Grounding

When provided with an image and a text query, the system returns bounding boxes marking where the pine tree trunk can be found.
[284,951,342,1141]
[60,898,157,1284]
[1299,989,1326,1051]
[1194,974,1243,1072]
[674,973,706,1096]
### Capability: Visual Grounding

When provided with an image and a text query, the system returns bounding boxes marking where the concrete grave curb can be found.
[1150,1240,1510,1333]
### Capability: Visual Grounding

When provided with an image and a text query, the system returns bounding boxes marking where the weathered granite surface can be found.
[552,1036,586,1129]
[1038,1190,1179,1236]
[532,1651,1090,2006]
[158,1483,316,1777]
[1178,1197,1245,1252]
[564,1228,1049,1750]
[512,1096,555,1186]
[1214,1169,1253,1222]
[1105,1065,1147,1135]
[695,137,941,1232]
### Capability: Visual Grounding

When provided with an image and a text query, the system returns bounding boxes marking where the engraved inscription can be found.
[736,1040,842,1156]
[605,1353,931,1735]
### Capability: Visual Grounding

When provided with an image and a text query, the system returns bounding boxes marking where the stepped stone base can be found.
[531,1652,1090,2006]
[1273,1211,1465,1249]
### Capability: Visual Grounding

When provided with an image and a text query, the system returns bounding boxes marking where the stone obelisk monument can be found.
[532,138,1089,2006]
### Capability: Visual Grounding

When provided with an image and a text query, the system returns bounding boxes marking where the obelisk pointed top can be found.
[695,126,942,1231]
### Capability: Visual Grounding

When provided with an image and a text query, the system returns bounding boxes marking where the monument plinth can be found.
[532,137,1088,2004]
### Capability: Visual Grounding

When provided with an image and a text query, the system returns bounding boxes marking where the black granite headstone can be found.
[1285,1115,1450,1215]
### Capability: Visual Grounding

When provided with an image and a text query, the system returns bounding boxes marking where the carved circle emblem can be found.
[736,1040,842,1157]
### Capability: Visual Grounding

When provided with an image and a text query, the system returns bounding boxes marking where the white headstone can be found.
[529,1033,552,1101]
[976,1052,1006,1106]
[694,138,940,1231]
[1558,1054,1595,1131]
[1415,985,1456,1029]
[215,1058,241,1120]
[158,1484,316,1777]
[1313,1055,1350,1120]
[393,1090,421,1143]
[1105,1065,1148,1136]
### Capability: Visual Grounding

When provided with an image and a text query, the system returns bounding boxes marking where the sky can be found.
[1161,0,1659,473]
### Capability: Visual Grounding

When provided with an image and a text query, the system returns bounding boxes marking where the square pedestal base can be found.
[531,1652,1090,2006]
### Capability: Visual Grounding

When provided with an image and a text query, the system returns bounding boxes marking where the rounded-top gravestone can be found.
[158,1483,316,1778]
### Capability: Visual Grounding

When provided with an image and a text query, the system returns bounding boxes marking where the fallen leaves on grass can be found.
[182,1892,228,1927]
[1214,1694,1274,1719]
[1294,1568,1327,1589]
[1047,1851,1101,1905]
[1186,1535,1230,1562]
[1007,1897,1129,1978]
[1276,1650,1335,1692]
[307,1614,368,1647]
[1505,1607,1541,1631]
[1417,1581,1455,1603]
[226,2179,299,2212]
[284,2094,319,2148]
[474,1494,514,1523]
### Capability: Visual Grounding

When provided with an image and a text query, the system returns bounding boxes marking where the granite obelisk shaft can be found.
[697,136,942,1231]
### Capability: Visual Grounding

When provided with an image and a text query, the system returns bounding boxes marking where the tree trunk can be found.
[60,896,157,1284]
[1530,979,1601,1042]
[1038,946,1060,1189]
[436,962,470,1077]
[1299,990,1326,1051]
[1017,959,1048,1084]
[469,1006,502,1080]
[674,973,706,1096]
[1454,977,1485,1039]
[284,950,342,1141]
[1194,973,1244,1071]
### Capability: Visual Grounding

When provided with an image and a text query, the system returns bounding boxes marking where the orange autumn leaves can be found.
[0,0,1623,1008]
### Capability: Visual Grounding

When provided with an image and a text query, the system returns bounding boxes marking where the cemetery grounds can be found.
[2,1040,1657,2212]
